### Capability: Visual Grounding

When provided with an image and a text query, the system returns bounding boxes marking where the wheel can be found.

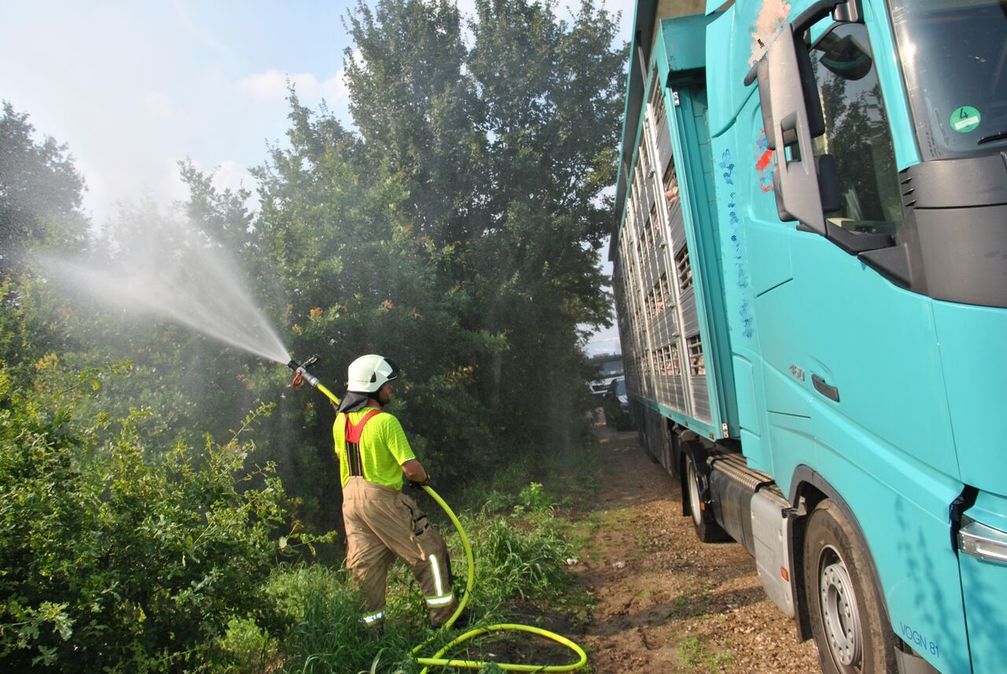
[685,452,729,542]
[803,500,897,674]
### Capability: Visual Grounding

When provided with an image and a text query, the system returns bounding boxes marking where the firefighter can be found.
[332,354,456,630]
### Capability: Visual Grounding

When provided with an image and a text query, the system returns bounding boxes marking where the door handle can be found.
[812,374,840,402]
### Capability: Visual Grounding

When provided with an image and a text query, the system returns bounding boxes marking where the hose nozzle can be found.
[284,355,339,406]
[288,355,321,388]
[288,355,318,371]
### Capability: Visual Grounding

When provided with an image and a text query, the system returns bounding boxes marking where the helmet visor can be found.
[382,358,401,381]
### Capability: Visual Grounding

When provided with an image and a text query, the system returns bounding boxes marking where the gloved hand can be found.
[409,475,431,490]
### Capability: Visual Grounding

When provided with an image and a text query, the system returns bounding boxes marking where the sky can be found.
[1,0,634,355]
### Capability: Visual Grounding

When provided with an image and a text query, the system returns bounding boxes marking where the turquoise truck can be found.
[611,1,1007,672]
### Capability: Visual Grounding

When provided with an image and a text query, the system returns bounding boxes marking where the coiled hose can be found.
[412,486,588,673]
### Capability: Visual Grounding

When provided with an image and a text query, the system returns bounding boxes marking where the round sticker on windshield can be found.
[950,106,981,133]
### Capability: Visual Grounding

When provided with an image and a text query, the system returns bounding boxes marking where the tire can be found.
[803,500,898,674]
[685,452,729,543]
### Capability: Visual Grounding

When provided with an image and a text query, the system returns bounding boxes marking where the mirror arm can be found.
[792,0,844,36]
[746,0,862,88]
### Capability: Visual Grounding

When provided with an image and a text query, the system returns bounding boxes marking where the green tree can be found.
[343,0,486,252]
[464,0,624,448]
[248,94,498,519]
[38,0,626,535]
[0,101,87,276]
[179,160,256,255]
[0,104,91,384]
[249,0,626,504]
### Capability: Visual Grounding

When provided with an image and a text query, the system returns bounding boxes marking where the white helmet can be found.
[346,354,401,393]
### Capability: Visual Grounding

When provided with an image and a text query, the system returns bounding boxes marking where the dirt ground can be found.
[571,423,821,673]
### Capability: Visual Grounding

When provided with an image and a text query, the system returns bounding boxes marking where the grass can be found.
[464,483,577,610]
[677,636,735,673]
[265,565,415,674]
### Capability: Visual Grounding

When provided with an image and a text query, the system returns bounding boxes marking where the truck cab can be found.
[587,353,625,397]
[612,1,1007,671]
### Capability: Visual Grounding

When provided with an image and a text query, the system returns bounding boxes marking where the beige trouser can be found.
[342,477,456,627]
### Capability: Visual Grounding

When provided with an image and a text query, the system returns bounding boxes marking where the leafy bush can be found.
[213,617,279,674]
[0,362,296,672]
[516,482,554,514]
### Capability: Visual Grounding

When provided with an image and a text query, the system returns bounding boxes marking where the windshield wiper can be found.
[977,130,1007,145]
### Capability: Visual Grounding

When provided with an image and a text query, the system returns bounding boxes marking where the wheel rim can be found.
[686,458,702,527]
[819,545,863,668]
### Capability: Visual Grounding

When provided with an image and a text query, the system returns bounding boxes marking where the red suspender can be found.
[344,409,383,478]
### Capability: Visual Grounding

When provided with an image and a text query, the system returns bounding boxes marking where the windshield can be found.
[597,359,623,378]
[889,0,1007,159]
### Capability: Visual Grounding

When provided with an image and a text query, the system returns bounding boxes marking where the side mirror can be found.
[755,23,831,235]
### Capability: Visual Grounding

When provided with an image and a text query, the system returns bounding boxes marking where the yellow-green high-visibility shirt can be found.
[334,409,415,490]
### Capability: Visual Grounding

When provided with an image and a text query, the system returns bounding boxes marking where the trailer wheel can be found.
[685,452,728,542]
[803,500,897,674]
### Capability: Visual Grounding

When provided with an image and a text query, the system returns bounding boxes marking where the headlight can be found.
[959,516,1007,565]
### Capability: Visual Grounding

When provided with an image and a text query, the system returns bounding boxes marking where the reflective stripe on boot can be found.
[361,609,384,626]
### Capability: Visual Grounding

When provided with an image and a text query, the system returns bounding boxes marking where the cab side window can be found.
[809,23,902,236]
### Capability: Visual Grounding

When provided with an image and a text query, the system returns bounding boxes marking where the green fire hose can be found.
[413,485,587,673]
[288,360,588,671]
